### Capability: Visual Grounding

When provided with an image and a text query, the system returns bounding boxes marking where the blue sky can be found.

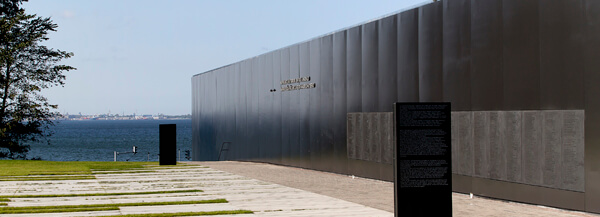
[23,0,428,115]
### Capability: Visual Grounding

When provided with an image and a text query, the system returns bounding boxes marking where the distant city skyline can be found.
[57,112,191,121]
[23,0,428,115]
[62,111,189,116]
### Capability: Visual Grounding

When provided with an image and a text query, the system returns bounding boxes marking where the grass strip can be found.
[88,210,254,217]
[28,171,91,175]
[0,199,228,214]
[0,203,6,206]
[0,175,96,181]
[145,165,200,169]
[0,189,203,198]
[92,170,154,174]
[1,207,119,214]
[0,160,158,176]
[0,198,9,202]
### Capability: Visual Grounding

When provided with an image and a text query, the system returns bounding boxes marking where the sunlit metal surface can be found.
[192,0,600,213]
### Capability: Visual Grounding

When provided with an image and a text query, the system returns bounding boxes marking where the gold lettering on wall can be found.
[280,76,316,91]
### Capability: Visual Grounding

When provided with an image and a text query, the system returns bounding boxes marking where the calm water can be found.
[27,119,192,161]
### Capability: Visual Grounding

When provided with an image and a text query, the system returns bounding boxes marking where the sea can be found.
[26,119,192,162]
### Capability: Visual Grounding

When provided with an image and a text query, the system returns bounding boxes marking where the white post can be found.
[178,149,181,162]
[114,151,117,162]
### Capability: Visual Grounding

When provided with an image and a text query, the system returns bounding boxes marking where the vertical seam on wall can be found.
[560,111,564,189]
[521,111,524,183]
[471,111,475,176]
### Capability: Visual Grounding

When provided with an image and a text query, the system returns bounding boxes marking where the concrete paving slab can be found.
[118,204,240,214]
[0,163,394,217]
[3,161,597,216]
[192,161,600,217]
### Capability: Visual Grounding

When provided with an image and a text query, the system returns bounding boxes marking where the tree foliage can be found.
[0,0,75,159]
[0,0,22,17]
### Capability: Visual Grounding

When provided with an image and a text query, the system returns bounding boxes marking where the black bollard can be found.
[159,124,176,165]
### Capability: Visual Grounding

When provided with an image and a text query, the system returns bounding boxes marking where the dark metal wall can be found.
[192,0,600,213]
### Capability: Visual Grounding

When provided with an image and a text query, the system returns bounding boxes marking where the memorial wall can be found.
[192,0,600,213]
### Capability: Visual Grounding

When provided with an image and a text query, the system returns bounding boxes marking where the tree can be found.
[0,0,75,159]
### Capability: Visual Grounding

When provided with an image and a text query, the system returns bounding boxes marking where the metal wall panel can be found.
[214,68,222,159]
[191,76,198,160]
[361,21,378,112]
[539,0,585,110]
[191,0,600,212]
[250,58,260,158]
[263,53,275,162]
[332,31,348,174]
[216,68,226,159]
[470,0,503,110]
[299,42,311,168]
[377,15,397,112]
[219,68,229,160]
[346,26,362,113]
[442,0,471,111]
[271,50,283,164]
[206,72,217,160]
[397,8,419,102]
[280,48,291,164]
[196,75,204,160]
[584,0,600,212]
[240,60,251,160]
[226,67,235,160]
[258,55,270,160]
[234,63,246,160]
[418,2,443,102]
[309,38,322,170]
[289,45,301,166]
[502,0,540,110]
[200,73,209,160]
[199,74,204,160]
[197,75,203,160]
[364,18,387,177]
[320,35,335,171]
[222,67,236,160]
[225,68,233,159]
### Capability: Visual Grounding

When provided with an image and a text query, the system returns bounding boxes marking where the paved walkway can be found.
[0,161,599,216]
[191,161,600,217]
[0,164,390,216]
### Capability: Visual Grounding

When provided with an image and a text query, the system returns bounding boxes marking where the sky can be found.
[23,0,429,115]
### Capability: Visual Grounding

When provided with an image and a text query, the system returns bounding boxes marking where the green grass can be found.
[22,171,91,175]
[0,160,159,176]
[1,207,119,214]
[0,189,203,198]
[0,203,6,206]
[84,161,159,171]
[0,199,228,214]
[0,175,96,181]
[92,170,154,174]
[89,210,254,217]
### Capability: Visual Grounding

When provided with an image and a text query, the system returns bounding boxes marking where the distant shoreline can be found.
[55,118,191,121]
[53,114,192,121]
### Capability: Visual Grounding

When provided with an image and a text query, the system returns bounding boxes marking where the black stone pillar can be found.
[159,124,176,165]
[394,102,452,217]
